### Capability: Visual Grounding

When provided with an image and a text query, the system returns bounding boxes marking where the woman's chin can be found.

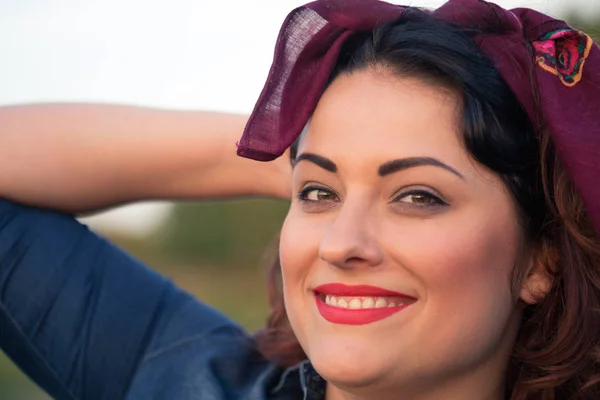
[308,347,390,387]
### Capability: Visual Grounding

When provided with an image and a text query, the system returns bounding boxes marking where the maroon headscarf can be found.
[237,0,600,234]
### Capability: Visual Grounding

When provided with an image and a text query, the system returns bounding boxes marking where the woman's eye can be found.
[299,187,337,202]
[395,190,446,207]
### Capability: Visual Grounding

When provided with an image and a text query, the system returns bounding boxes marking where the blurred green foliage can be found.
[154,199,289,267]
[565,13,600,40]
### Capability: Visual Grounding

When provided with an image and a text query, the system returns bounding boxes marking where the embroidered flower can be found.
[533,29,593,87]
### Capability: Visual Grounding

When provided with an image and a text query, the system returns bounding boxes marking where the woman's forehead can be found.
[297,70,464,161]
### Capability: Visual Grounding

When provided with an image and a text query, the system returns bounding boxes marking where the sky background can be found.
[1,0,597,235]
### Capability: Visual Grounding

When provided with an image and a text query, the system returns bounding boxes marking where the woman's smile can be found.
[313,283,417,325]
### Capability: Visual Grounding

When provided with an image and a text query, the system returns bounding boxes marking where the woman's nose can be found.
[318,203,383,269]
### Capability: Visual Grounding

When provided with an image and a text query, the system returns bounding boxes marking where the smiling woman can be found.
[248,1,600,399]
[255,15,553,397]
[1,1,600,400]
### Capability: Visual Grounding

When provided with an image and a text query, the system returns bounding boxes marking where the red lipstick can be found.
[313,283,416,325]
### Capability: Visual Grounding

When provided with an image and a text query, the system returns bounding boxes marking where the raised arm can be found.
[0,103,291,214]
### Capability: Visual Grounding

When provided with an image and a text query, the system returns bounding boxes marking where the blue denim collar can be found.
[272,360,326,400]
[300,360,327,400]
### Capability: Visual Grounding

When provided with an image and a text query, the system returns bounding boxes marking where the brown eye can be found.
[298,186,339,203]
[401,193,433,205]
[304,188,336,201]
[394,190,446,207]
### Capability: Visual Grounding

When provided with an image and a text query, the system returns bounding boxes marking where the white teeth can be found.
[323,295,410,310]
[375,298,388,308]
[362,297,375,309]
[348,299,362,309]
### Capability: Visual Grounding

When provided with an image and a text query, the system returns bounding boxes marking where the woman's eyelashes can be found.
[298,185,339,203]
[297,184,449,211]
[392,189,448,208]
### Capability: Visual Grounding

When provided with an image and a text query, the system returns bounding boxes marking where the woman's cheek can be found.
[279,211,321,345]
[381,210,518,349]
[279,208,329,272]
[279,210,321,295]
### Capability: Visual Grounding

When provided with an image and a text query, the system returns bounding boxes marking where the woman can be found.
[1,0,599,399]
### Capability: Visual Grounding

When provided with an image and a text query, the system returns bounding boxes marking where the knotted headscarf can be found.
[237,0,600,233]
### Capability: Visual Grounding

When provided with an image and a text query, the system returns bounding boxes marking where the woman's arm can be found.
[0,104,291,214]
[0,199,268,400]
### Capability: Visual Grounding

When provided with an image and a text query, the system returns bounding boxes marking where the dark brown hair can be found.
[255,8,600,399]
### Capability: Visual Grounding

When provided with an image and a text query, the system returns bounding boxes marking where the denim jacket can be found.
[0,200,327,400]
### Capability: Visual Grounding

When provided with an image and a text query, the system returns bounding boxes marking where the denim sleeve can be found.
[0,200,251,400]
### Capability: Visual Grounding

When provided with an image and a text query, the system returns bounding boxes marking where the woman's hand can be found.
[0,104,291,214]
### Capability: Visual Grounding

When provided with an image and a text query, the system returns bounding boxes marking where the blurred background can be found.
[0,0,598,398]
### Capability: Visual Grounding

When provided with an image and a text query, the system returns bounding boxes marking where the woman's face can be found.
[279,69,529,398]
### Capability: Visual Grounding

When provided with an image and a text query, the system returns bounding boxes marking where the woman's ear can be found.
[520,268,553,304]
[519,241,556,305]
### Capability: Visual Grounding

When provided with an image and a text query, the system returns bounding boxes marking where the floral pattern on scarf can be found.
[533,29,593,87]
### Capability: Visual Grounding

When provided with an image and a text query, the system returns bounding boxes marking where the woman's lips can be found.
[313,283,416,325]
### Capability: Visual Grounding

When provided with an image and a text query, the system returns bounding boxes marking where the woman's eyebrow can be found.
[293,153,337,173]
[293,153,463,180]
[378,157,464,179]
